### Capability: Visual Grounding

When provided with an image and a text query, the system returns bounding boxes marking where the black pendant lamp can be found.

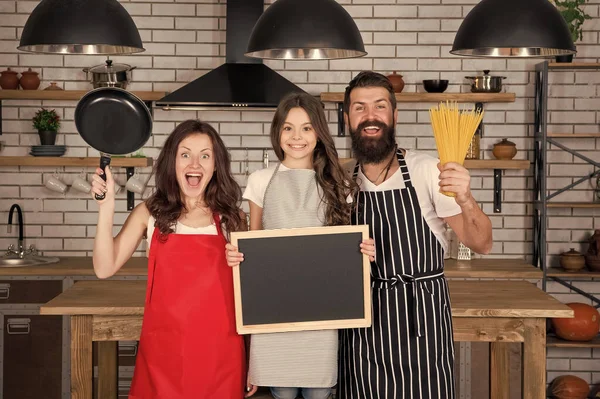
[245,0,366,60]
[18,0,144,54]
[450,0,575,57]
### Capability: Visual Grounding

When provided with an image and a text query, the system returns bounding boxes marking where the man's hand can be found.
[437,162,472,207]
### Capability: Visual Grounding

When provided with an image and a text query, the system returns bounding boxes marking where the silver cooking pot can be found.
[465,70,506,93]
[83,59,136,89]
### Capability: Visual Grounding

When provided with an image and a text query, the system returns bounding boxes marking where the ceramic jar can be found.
[387,72,405,93]
[492,138,517,160]
[44,82,63,91]
[560,248,586,272]
[19,68,40,90]
[0,68,19,90]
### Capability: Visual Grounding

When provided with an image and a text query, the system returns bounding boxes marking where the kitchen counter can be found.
[0,256,148,276]
[41,279,571,399]
[0,257,541,279]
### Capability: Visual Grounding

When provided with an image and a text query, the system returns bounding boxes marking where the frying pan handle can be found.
[95,154,112,201]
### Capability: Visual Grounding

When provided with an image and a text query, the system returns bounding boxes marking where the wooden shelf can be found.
[320,92,516,103]
[548,62,600,69]
[0,156,153,167]
[0,90,166,101]
[547,268,600,278]
[546,202,600,208]
[463,159,530,170]
[547,133,600,138]
[340,158,529,170]
[547,335,600,348]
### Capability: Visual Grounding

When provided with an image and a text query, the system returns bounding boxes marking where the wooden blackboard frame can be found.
[230,225,372,334]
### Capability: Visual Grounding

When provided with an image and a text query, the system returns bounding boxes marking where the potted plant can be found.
[32,108,60,145]
[553,0,592,62]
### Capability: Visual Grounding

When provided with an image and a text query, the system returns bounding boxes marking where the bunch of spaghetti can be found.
[429,101,484,197]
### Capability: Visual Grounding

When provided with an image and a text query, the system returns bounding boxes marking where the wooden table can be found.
[40,279,570,399]
[0,257,540,278]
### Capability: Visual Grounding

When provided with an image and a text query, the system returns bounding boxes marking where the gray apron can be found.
[247,164,338,388]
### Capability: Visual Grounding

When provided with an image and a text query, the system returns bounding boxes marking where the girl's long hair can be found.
[270,92,358,226]
[146,120,244,237]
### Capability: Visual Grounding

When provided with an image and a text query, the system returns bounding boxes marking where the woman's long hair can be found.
[146,120,244,237]
[270,92,358,226]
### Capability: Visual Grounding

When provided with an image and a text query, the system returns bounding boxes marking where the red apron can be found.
[129,214,246,399]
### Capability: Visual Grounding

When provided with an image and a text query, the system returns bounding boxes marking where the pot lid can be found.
[494,138,516,147]
[465,70,506,79]
[88,59,131,73]
[562,248,582,256]
[1,68,17,74]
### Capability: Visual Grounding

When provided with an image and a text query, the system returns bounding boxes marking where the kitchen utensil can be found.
[465,70,506,93]
[30,145,66,157]
[83,58,136,89]
[422,79,448,93]
[386,72,405,93]
[244,148,249,176]
[75,87,152,200]
[263,149,269,168]
[560,248,586,272]
[465,133,480,160]
[492,138,517,160]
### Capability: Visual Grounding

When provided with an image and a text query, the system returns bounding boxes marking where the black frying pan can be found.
[75,87,152,200]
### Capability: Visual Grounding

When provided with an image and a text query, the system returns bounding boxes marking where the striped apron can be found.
[339,150,455,399]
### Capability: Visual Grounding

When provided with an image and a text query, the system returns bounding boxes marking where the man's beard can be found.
[350,120,396,164]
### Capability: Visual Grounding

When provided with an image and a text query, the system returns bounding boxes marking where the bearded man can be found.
[338,71,493,399]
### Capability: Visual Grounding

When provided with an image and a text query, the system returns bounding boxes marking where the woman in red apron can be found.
[91,120,247,398]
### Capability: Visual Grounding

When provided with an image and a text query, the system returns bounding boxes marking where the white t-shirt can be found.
[146,215,223,250]
[354,150,461,251]
[243,163,292,207]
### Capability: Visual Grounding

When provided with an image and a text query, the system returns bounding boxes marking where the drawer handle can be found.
[0,283,10,300]
[7,318,30,335]
[119,342,138,357]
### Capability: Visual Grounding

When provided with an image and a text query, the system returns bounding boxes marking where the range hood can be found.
[156,0,307,109]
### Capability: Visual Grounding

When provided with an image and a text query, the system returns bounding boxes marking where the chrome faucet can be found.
[6,204,37,258]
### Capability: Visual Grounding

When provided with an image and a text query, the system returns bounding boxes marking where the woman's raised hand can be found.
[91,166,115,206]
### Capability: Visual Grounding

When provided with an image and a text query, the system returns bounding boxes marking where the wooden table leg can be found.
[71,315,93,399]
[522,319,546,399]
[490,342,510,399]
[98,341,118,399]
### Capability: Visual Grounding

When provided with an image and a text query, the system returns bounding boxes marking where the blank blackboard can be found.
[231,225,372,334]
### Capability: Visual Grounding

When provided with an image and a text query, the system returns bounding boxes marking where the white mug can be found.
[71,176,91,193]
[45,176,67,193]
[113,180,122,195]
[125,175,145,194]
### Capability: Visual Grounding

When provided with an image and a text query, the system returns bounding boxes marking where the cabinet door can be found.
[4,315,62,399]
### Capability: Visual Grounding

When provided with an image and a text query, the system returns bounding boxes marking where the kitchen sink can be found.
[0,256,60,267]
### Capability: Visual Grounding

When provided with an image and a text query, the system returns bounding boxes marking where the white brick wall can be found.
[1,0,600,391]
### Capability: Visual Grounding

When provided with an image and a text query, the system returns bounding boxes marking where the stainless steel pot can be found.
[83,59,136,89]
[465,70,505,93]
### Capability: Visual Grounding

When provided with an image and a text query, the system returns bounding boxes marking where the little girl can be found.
[226,93,375,399]
[91,120,247,398]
